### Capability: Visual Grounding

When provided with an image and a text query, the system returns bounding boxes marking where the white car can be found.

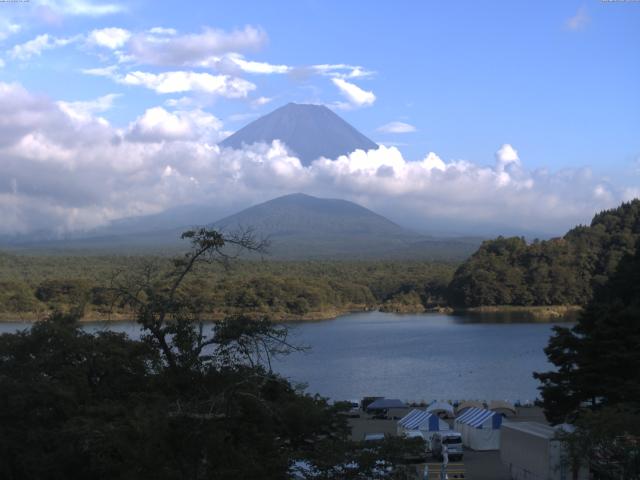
[431,432,464,461]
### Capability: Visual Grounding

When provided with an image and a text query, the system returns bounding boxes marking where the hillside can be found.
[219,103,378,165]
[2,193,480,261]
[448,200,640,307]
[214,193,403,236]
[213,193,479,260]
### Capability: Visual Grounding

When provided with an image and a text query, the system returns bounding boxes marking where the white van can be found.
[431,431,464,461]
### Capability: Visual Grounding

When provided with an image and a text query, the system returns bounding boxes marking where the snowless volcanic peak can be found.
[220,103,378,165]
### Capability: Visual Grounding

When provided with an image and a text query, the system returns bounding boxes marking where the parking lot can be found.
[347,406,546,478]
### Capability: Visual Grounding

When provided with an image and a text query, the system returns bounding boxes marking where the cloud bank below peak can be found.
[0,81,633,238]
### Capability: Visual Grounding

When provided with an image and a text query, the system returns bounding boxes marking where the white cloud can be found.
[126,106,223,143]
[82,65,118,77]
[226,54,291,74]
[332,78,375,108]
[147,27,177,36]
[118,70,256,96]
[87,27,131,49]
[566,6,589,31]
[377,121,416,134]
[313,64,374,79]
[36,0,124,17]
[9,33,79,60]
[0,81,628,237]
[0,58,4,68]
[495,143,520,169]
[252,96,273,107]
[0,21,21,41]
[57,93,120,122]
[127,26,267,66]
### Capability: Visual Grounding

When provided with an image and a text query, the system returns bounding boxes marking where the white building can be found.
[500,422,588,480]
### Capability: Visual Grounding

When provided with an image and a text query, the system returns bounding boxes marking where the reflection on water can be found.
[452,309,580,324]
[0,311,572,403]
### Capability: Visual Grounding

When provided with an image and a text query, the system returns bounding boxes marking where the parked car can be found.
[431,432,464,461]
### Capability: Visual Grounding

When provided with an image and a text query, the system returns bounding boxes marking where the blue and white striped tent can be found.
[454,407,502,450]
[396,409,449,436]
[455,407,502,429]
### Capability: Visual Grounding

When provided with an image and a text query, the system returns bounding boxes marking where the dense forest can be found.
[2,200,639,319]
[448,200,640,307]
[0,255,455,320]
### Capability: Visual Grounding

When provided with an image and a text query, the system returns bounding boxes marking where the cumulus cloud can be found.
[117,70,256,96]
[0,81,633,237]
[127,26,267,66]
[57,93,120,122]
[566,6,589,31]
[126,106,223,143]
[87,27,131,49]
[332,78,375,108]
[377,121,416,134]
[9,33,79,60]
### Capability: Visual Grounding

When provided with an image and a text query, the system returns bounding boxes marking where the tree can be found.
[0,228,421,479]
[534,240,640,423]
[448,200,640,308]
[534,240,640,477]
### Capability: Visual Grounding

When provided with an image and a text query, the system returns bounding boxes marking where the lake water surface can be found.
[0,311,566,403]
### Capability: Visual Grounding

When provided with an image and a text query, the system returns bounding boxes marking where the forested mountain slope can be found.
[448,200,640,307]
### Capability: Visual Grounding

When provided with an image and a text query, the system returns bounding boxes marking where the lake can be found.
[0,311,566,403]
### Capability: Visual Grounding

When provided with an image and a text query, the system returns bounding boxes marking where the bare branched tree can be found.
[109,227,272,372]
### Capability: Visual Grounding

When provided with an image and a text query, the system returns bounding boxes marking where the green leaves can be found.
[449,200,640,307]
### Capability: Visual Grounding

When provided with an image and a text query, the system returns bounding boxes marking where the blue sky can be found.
[0,0,639,235]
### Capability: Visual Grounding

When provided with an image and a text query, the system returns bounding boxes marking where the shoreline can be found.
[0,304,581,323]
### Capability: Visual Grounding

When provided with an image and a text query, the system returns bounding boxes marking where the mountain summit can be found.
[219,103,378,165]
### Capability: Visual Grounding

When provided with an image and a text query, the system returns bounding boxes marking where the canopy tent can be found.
[489,400,517,417]
[455,400,484,415]
[426,401,454,418]
[396,409,450,436]
[366,398,406,412]
[454,407,502,450]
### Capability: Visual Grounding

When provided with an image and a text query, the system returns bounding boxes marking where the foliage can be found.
[534,239,640,424]
[0,229,422,479]
[0,253,456,319]
[449,200,640,307]
[534,238,640,477]
[557,406,640,479]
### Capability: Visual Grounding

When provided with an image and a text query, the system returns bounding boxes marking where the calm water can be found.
[0,311,566,403]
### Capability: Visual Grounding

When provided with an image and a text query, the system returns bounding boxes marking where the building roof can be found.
[366,398,406,410]
[502,421,572,439]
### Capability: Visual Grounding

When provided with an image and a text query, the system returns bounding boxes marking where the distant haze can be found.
[1,193,480,260]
